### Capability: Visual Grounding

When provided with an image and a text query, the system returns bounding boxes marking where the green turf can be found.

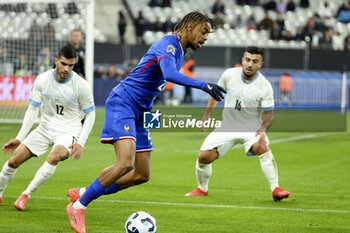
[0,107,349,233]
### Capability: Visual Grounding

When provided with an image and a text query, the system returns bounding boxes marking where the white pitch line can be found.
[269,132,347,144]
[0,132,347,153]
[5,195,350,214]
[83,132,349,153]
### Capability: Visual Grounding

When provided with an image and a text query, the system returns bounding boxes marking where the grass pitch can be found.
[0,107,349,233]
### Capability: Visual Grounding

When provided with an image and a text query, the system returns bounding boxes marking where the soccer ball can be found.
[125,211,157,233]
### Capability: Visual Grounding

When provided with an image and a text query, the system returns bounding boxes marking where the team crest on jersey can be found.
[167,45,175,55]
[55,96,60,103]
[124,124,130,132]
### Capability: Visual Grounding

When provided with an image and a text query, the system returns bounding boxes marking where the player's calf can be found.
[198,149,218,164]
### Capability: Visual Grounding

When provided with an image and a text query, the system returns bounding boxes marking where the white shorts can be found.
[200,131,270,157]
[22,126,79,156]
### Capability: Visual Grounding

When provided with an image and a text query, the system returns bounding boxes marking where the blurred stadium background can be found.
[0,1,349,232]
[0,0,349,122]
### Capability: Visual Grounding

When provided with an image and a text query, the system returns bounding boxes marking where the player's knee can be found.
[47,153,66,165]
[198,149,217,164]
[7,158,21,169]
[134,173,150,185]
[122,163,134,174]
[120,159,135,174]
[251,138,270,155]
[256,143,269,155]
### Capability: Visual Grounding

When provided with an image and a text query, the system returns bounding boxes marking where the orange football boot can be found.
[272,187,290,201]
[185,187,208,197]
[66,203,86,233]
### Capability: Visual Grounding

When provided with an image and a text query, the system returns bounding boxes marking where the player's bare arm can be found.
[202,97,219,132]
[70,109,95,160]
[3,102,39,154]
[256,110,274,139]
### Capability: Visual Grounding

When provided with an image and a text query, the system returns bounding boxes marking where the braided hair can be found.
[173,12,212,35]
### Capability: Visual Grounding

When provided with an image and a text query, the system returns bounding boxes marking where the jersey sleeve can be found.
[217,69,231,90]
[261,82,274,111]
[159,58,207,90]
[157,38,207,90]
[79,81,95,114]
[154,38,177,63]
[28,75,42,107]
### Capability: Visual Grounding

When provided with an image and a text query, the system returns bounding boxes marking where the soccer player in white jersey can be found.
[185,46,290,201]
[0,45,95,210]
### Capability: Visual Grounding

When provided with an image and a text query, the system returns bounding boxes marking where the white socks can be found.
[259,150,279,192]
[195,159,212,192]
[0,161,17,197]
[79,187,86,196]
[71,188,86,209]
[23,161,57,198]
[73,199,86,209]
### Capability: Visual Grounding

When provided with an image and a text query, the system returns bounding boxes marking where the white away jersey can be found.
[218,67,274,131]
[28,69,95,134]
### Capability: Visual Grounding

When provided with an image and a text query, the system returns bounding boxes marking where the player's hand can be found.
[255,127,267,143]
[69,143,83,160]
[3,139,21,154]
[204,83,226,102]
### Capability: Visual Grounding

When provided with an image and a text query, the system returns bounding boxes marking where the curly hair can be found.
[173,11,212,35]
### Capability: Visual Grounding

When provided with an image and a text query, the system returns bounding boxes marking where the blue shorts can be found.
[101,92,153,153]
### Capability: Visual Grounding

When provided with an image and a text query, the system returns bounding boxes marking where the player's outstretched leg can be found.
[14,161,57,211]
[0,161,18,203]
[185,159,212,197]
[259,150,290,201]
[14,194,28,211]
[66,178,108,233]
[66,202,86,233]
[68,181,121,202]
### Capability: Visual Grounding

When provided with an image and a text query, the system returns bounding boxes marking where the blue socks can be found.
[79,178,121,207]
[79,178,106,207]
[104,182,121,195]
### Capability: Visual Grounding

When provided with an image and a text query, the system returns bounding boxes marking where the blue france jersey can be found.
[114,34,185,110]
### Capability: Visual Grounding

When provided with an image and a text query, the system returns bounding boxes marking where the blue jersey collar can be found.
[241,70,260,84]
[52,70,73,83]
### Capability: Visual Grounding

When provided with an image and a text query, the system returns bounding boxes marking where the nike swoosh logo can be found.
[207,85,212,90]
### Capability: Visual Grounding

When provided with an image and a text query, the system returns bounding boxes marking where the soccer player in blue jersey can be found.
[66,11,226,233]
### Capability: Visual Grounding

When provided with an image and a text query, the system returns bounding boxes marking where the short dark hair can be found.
[245,46,263,58]
[70,28,83,35]
[57,45,76,59]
